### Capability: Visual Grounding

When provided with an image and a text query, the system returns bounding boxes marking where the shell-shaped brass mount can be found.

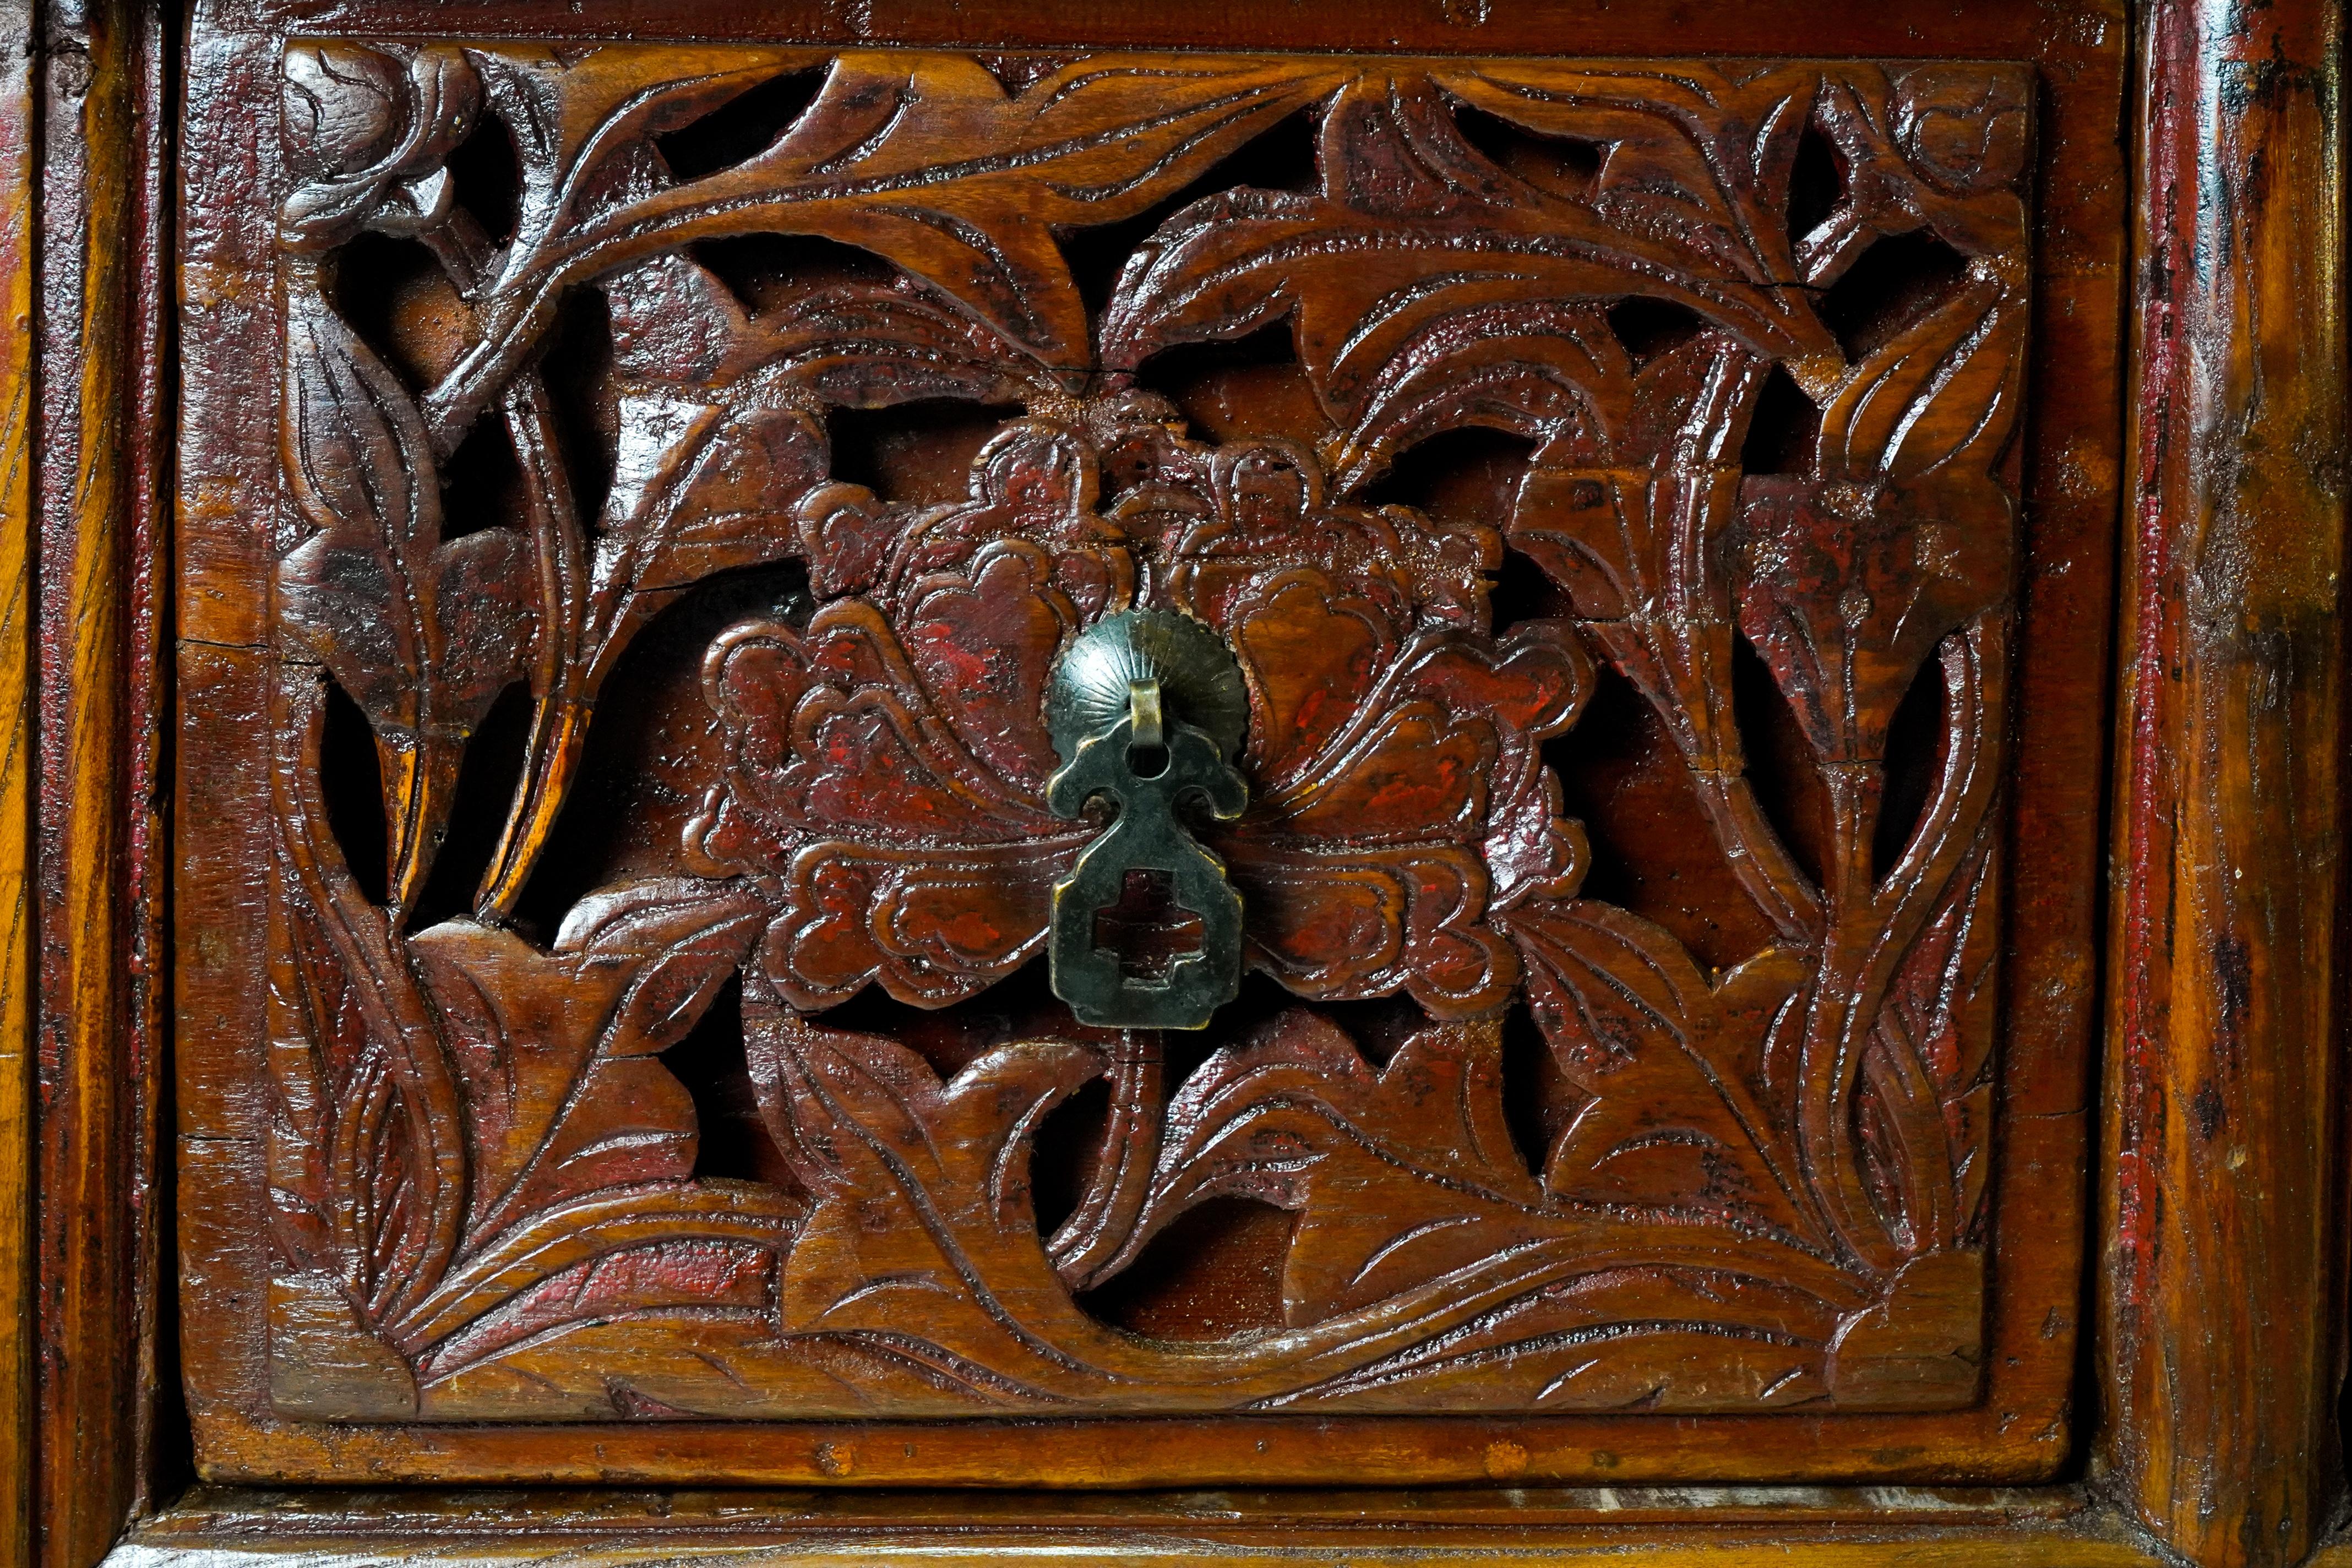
[1047,609,1248,767]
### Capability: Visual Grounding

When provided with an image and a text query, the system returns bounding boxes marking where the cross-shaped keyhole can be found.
[1090,867,1207,982]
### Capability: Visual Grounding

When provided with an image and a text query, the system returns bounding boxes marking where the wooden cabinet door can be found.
[172,0,2122,1489]
[8,0,2346,1564]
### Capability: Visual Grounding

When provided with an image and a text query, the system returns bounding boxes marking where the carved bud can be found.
[1892,68,2029,194]
[1730,475,2009,766]
[279,45,482,251]
[283,45,408,177]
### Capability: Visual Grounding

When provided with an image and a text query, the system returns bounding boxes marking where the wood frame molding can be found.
[0,2,37,1561]
[14,0,177,1564]
[0,0,2344,1564]
[2101,0,2350,1564]
[176,17,2108,1486]
[103,1484,2180,1567]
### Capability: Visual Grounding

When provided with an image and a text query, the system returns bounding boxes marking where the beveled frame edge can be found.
[7,0,2345,1566]
[0,3,36,1565]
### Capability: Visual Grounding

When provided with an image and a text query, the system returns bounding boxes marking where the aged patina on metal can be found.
[1045,610,1249,1028]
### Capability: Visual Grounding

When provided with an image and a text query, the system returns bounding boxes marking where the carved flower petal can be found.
[1225,843,1520,1017]
[757,841,1074,1010]
[696,608,1060,877]
[1266,704,1494,841]
[896,541,1090,794]
[1220,569,1398,782]
[1255,620,1589,843]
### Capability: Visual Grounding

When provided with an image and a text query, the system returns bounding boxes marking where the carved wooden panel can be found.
[177,12,2125,1488]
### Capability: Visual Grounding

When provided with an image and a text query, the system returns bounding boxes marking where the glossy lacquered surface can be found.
[2103,0,2348,1564]
[168,0,2127,1493]
[9,1,2346,1567]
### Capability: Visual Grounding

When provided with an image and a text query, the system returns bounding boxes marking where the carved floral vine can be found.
[265,43,2028,1419]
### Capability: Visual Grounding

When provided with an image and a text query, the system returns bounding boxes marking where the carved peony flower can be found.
[686,410,1592,1017]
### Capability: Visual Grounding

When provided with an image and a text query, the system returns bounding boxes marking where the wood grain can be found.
[264,46,1983,1414]
[10,0,2347,1560]
[0,1,36,1561]
[34,1,173,1563]
[171,0,2129,1492]
[2101,0,2349,1565]
[96,1538,2172,1568]
[110,1484,2164,1568]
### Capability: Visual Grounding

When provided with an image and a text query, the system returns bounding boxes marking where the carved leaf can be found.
[581,392,829,679]
[1114,1012,1549,1324]
[1815,271,2025,486]
[406,877,769,1244]
[277,306,535,915]
[1320,299,1633,491]
[418,1238,777,1385]
[1429,63,1823,295]
[393,1180,803,1363]
[742,1000,1110,1401]
[472,45,824,259]
[429,52,1349,441]
[1099,74,1840,478]
[602,239,1048,410]
[731,1001,1863,1414]
[1500,897,1826,1255]
[747,282,1048,408]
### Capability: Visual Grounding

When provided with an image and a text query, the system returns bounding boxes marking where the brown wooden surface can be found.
[251,42,2016,1428]
[168,0,2128,1492]
[0,2,36,1561]
[97,1536,2171,1568]
[35,1,175,1565]
[0,0,2334,1562]
[2100,0,2350,1565]
[112,1484,2164,1568]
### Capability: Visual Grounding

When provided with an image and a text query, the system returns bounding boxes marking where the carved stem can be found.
[421,210,597,922]
[1048,1030,1166,1291]
[474,378,589,921]
[1795,618,2007,1275]
[1796,756,1902,1274]
[273,668,470,1329]
[1686,764,1826,944]
[1645,346,1826,944]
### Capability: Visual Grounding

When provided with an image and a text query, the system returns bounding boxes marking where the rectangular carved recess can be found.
[177,18,2121,1488]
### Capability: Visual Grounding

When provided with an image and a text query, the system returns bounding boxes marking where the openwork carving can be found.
[264,43,2029,1420]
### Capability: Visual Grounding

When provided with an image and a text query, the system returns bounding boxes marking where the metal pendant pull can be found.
[1044,610,1248,1030]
